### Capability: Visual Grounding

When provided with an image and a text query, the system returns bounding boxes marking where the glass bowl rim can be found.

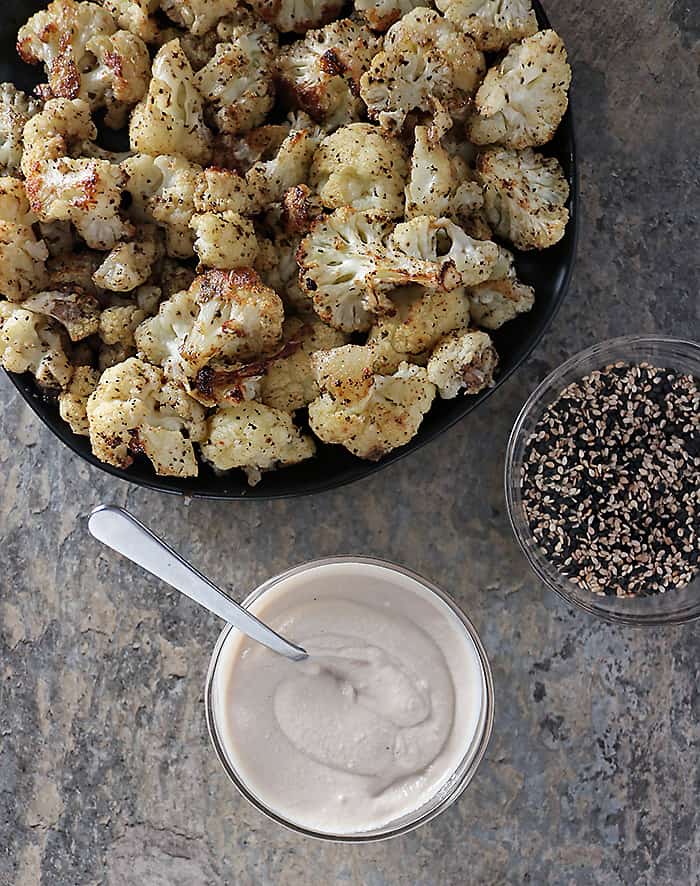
[504,334,700,626]
[203,556,495,842]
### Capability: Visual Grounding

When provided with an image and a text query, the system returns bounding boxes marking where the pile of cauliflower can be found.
[0,0,571,485]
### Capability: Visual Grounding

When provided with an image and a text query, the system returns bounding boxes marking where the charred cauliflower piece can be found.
[160,0,238,35]
[0,300,72,388]
[246,126,321,212]
[21,97,96,173]
[200,401,315,485]
[308,344,436,459]
[310,123,409,218]
[250,0,344,34]
[92,227,163,292]
[17,0,150,128]
[427,329,497,397]
[277,184,323,235]
[389,215,499,287]
[355,0,429,32]
[0,176,49,301]
[436,0,537,51]
[275,19,380,128]
[467,30,571,148]
[195,23,278,135]
[129,39,212,164]
[86,357,206,476]
[190,211,259,269]
[360,9,485,133]
[0,84,40,176]
[58,364,100,434]
[367,285,469,372]
[260,316,348,412]
[22,290,100,341]
[469,276,535,329]
[477,147,569,250]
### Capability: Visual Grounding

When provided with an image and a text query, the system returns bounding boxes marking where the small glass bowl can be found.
[204,557,494,842]
[505,336,700,626]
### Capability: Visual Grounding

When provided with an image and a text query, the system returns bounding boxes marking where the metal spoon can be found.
[87,505,308,662]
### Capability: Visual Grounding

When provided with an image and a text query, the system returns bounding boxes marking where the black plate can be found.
[1,0,577,499]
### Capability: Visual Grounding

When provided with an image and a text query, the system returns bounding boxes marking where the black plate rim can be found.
[2,0,578,500]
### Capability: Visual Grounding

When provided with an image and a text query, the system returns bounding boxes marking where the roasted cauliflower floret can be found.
[467,30,571,148]
[0,84,40,176]
[129,39,212,164]
[99,304,147,346]
[257,232,312,315]
[22,290,100,340]
[310,124,409,218]
[47,250,105,297]
[24,156,133,250]
[277,184,323,235]
[100,0,160,42]
[477,147,569,250]
[260,316,348,412]
[468,276,535,328]
[58,365,99,434]
[160,0,238,35]
[354,0,429,31]
[193,167,252,215]
[194,24,278,135]
[308,345,436,459]
[249,0,344,34]
[190,211,259,269]
[427,329,497,397]
[92,227,163,292]
[0,180,49,301]
[21,98,96,174]
[275,19,380,127]
[389,216,499,287]
[297,208,395,332]
[134,285,198,381]
[18,0,150,128]
[246,127,322,212]
[122,154,202,258]
[0,300,72,388]
[86,356,206,476]
[200,401,315,485]
[360,9,485,133]
[367,285,469,371]
[435,0,537,51]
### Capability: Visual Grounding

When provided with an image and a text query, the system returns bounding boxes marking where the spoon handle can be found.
[87,505,307,662]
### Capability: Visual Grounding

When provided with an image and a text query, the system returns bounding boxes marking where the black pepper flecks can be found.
[521,361,700,597]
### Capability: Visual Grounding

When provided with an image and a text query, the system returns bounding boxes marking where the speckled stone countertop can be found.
[1,2,699,884]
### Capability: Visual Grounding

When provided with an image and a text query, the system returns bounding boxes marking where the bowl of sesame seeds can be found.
[505,336,700,625]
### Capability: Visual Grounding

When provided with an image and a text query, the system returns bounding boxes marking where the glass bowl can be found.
[204,557,494,842]
[505,336,700,626]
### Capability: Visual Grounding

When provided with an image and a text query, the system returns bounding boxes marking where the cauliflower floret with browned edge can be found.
[260,316,349,412]
[477,147,569,250]
[58,365,100,434]
[467,30,571,148]
[367,285,469,372]
[18,0,150,129]
[100,0,159,42]
[389,216,499,287]
[250,0,344,34]
[22,290,100,340]
[427,329,497,397]
[0,301,73,388]
[21,98,96,175]
[93,226,163,292]
[469,276,535,329]
[86,356,206,476]
[195,24,278,135]
[160,0,238,35]
[122,154,202,258]
[436,0,537,51]
[246,127,322,213]
[360,9,485,133]
[129,39,212,164]
[0,84,40,176]
[275,19,380,128]
[310,124,409,218]
[200,401,315,485]
[0,177,49,302]
[193,167,252,215]
[308,344,436,459]
[275,185,323,235]
[134,285,198,381]
[354,0,429,31]
[190,211,259,269]
[24,156,133,250]
[99,304,147,346]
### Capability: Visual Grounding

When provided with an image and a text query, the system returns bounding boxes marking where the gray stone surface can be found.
[1,2,699,884]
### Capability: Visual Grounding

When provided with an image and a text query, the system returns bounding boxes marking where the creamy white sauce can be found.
[210,562,486,835]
